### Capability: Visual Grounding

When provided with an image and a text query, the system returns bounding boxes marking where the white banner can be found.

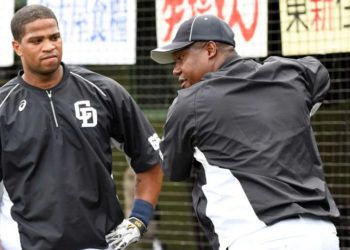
[0,0,14,67]
[27,0,136,65]
[155,0,268,58]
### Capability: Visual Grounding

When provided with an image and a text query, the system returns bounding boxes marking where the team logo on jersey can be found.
[18,100,27,111]
[148,133,160,150]
[148,133,163,160]
[74,100,97,127]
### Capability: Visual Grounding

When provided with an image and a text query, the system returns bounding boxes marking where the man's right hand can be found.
[105,217,146,250]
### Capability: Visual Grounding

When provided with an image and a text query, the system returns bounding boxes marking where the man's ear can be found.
[12,40,22,57]
[206,41,218,59]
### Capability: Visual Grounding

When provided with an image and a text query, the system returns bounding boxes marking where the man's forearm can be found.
[135,163,163,206]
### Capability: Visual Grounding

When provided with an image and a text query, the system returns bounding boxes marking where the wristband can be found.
[130,199,154,226]
[129,217,147,236]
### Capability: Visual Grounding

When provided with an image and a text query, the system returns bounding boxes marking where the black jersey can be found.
[160,56,340,249]
[0,63,160,250]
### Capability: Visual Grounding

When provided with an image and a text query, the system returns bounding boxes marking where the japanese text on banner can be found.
[156,0,268,58]
[27,0,136,65]
[280,0,350,55]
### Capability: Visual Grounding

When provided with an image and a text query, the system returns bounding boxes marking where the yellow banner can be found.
[280,0,350,55]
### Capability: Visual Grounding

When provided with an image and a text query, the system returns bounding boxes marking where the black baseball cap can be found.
[151,14,235,64]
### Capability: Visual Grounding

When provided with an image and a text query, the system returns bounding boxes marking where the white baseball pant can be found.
[228,215,339,250]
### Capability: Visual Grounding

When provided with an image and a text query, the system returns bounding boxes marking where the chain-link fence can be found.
[0,0,349,249]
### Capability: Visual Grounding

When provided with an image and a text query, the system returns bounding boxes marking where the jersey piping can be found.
[0,83,19,108]
[70,72,107,97]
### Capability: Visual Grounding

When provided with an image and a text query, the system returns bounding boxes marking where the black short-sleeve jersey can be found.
[0,63,160,250]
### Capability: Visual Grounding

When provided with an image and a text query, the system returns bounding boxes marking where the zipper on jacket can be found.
[46,90,59,127]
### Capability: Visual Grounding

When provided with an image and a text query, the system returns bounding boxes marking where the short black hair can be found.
[11,4,58,42]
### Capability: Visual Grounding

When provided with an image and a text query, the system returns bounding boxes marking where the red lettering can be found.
[215,0,225,19]
[162,0,260,43]
[189,0,212,14]
[310,0,333,31]
[162,0,185,42]
[228,0,259,41]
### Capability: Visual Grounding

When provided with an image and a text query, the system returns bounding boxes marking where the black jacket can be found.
[161,56,339,249]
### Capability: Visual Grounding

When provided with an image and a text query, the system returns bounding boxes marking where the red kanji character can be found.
[215,0,225,19]
[310,0,333,31]
[188,0,212,15]
[228,0,259,41]
[162,0,186,42]
[321,0,333,30]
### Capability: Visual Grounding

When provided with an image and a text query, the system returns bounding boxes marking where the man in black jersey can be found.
[0,4,163,250]
[151,14,339,250]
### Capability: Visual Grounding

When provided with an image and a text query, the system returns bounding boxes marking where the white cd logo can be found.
[19,100,27,111]
[74,100,97,127]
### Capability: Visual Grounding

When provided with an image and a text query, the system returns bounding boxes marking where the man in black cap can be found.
[151,15,340,250]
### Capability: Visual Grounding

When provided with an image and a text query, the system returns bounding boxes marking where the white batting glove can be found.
[105,217,147,250]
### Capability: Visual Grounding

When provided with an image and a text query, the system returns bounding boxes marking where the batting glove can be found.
[105,217,147,250]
